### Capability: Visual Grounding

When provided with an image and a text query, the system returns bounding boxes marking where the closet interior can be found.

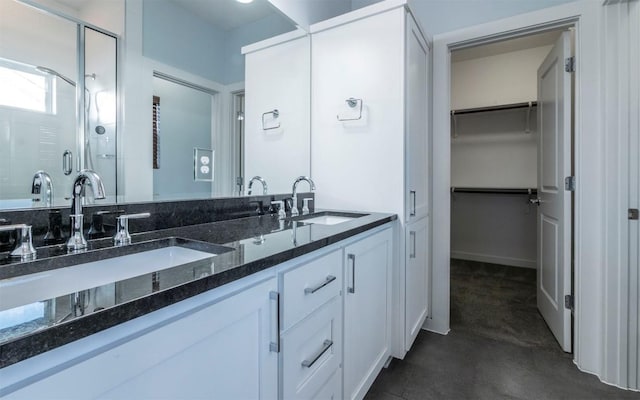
[450,30,564,270]
[449,29,573,350]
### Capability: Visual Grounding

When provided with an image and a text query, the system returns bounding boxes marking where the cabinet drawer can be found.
[281,296,342,400]
[282,250,342,329]
[309,368,341,400]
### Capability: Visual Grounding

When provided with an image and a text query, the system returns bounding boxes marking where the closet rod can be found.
[450,101,537,116]
[451,187,537,195]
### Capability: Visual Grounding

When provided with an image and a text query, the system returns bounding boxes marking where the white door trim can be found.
[429,0,605,380]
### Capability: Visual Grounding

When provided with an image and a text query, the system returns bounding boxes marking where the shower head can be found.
[36,66,76,87]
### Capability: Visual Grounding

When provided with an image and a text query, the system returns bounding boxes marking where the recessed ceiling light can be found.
[236,0,253,3]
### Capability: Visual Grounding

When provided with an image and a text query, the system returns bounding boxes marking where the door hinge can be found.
[564,294,574,310]
[565,56,575,73]
[629,208,639,220]
[564,176,576,191]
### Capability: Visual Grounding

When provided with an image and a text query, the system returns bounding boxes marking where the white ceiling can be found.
[452,30,564,62]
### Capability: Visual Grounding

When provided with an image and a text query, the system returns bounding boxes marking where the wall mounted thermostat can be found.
[194,148,214,182]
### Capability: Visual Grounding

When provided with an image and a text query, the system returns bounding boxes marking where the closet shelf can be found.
[451,187,537,195]
[450,101,537,116]
[451,101,537,137]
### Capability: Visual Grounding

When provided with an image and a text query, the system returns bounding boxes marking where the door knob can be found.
[529,198,541,206]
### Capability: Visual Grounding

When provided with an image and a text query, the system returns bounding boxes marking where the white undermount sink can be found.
[0,244,222,312]
[293,211,368,226]
[300,215,357,225]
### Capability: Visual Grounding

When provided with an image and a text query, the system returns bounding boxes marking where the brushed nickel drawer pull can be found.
[301,340,333,368]
[269,291,280,353]
[304,275,337,295]
[348,254,356,293]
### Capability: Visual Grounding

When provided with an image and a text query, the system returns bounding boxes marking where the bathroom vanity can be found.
[0,204,395,399]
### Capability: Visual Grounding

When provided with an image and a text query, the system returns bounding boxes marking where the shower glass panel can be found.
[0,0,77,209]
[84,27,117,204]
[0,0,118,210]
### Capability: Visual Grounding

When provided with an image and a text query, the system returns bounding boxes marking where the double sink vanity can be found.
[0,194,396,399]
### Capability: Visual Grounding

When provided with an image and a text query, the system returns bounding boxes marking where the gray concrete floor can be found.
[365,259,639,400]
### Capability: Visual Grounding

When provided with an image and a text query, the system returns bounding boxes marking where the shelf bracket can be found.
[451,110,458,138]
[525,101,532,133]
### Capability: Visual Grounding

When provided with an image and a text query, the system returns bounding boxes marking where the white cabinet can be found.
[311,1,430,356]
[343,228,393,400]
[2,224,394,400]
[243,32,311,194]
[280,249,343,400]
[281,296,342,399]
[405,13,430,223]
[3,275,278,400]
[405,217,430,350]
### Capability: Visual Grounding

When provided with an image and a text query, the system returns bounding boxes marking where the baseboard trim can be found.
[451,251,536,269]
[422,317,449,335]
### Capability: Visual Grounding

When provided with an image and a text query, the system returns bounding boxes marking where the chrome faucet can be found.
[291,176,316,217]
[114,212,151,246]
[67,170,106,251]
[247,176,268,195]
[31,170,53,207]
[0,224,36,260]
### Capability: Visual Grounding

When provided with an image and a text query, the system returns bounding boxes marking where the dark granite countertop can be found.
[0,209,396,368]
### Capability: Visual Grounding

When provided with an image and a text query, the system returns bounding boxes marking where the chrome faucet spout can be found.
[68,169,106,251]
[31,170,53,207]
[71,170,106,215]
[248,176,268,195]
[291,176,316,217]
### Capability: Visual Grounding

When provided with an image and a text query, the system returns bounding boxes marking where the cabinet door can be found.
[405,12,429,222]
[405,216,430,351]
[6,279,278,400]
[343,228,393,400]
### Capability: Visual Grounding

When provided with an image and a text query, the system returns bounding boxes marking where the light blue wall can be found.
[411,0,577,35]
[142,0,227,83]
[224,12,296,84]
[351,0,577,35]
[152,77,212,200]
[143,0,294,85]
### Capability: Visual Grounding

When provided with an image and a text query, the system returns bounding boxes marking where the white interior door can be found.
[536,31,572,352]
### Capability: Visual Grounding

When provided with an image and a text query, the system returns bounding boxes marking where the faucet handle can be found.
[270,201,286,220]
[302,198,313,215]
[288,198,300,217]
[0,224,36,260]
[114,212,151,246]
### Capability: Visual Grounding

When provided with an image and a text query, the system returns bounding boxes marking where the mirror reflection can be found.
[0,0,310,210]
[0,0,118,209]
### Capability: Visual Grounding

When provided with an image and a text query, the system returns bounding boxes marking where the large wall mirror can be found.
[0,0,311,210]
[0,0,118,209]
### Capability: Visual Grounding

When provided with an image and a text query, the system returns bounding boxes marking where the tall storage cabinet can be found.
[311,1,431,358]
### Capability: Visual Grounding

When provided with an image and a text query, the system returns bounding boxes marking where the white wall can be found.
[451,109,538,189]
[451,193,537,268]
[244,34,311,195]
[451,45,552,110]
